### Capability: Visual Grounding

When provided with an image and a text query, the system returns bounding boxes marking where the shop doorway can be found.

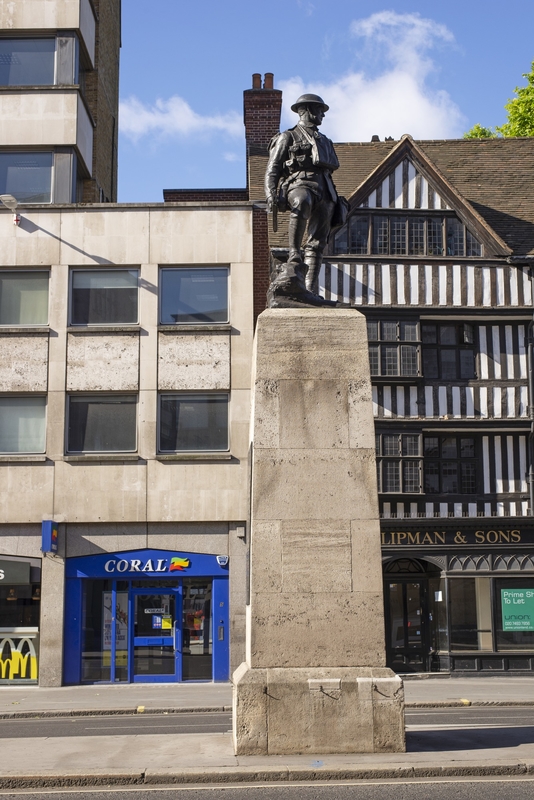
[64,549,229,685]
[383,558,445,673]
[78,578,216,683]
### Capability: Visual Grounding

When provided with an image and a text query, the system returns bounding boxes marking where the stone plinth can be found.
[233,308,405,755]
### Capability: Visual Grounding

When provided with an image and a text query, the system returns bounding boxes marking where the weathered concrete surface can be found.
[158,332,230,390]
[0,334,48,391]
[234,308,404,755]
[67,332,139,391]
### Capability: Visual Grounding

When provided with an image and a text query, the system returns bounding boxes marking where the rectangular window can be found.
[446,218,464,256]
[423,435,477,494]
[70,270,138,325]
[0,272,48,325]
[348,216,369,253]
[408,218,425,255]
[376,434,421,495]
[159,394,229,453]
[422,323,476,380]
[0,152,53,203]
[367,320,420,377]
[67,395,137,453]
[160,268,228,324]
[0,396,46,453]
[450,577,492,651]
[0,39,55,86]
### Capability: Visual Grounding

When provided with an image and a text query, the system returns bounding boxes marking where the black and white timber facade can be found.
[246,89,534,676]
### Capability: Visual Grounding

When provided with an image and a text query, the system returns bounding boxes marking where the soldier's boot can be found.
[287,214,307,264]
[303,251,323,296]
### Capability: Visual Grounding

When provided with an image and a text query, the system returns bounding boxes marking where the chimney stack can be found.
[243,73,283,152]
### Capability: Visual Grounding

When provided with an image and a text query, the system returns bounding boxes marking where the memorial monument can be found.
[232,94,405,755]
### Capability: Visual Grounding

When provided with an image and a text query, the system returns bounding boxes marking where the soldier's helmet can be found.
[290,93,329,113]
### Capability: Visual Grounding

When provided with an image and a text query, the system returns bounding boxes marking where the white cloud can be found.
[119,95,242,142]
[223,152,242,162]
[280,11,465,141]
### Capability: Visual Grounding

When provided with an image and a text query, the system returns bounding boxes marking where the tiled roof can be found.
[252,137,534,255]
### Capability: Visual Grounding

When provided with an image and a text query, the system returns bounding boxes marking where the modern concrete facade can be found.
[0,0,120,204]
[0,201,254,685]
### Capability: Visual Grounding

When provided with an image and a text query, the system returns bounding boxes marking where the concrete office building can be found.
[0,0,254,687]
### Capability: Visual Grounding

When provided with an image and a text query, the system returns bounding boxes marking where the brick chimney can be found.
[243,73,282,153]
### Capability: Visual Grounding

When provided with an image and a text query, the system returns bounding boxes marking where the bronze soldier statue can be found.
[265,93,346,303]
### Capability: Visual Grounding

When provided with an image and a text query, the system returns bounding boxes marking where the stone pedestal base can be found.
[233,663,405,755]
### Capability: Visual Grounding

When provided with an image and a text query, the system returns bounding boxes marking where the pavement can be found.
[0,675,533,788]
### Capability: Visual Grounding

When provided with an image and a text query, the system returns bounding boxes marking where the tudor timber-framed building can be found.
[240,77,534,675]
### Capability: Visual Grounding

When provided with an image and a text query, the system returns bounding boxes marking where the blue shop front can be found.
[64,549,229,684]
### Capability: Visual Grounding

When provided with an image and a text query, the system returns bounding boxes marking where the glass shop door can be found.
[385,580,429,673]
[130,588,182,682]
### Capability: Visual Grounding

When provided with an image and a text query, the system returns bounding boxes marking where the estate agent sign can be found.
[501,589,534,632]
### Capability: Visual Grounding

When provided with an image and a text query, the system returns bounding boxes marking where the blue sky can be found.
[118,0,534,202]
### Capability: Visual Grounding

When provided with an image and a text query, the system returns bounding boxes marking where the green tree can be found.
[463,123,497,139]
[463,60,534,138]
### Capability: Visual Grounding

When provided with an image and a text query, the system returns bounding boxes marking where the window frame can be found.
[0,269,49,327]
[367,319,420,379]
[66,393,138,455]
[423,434,478,496]
[68,268,139,327]
[333,211,483,258]
[0,394,47,455]
[159,266,230,326]
[0,150,55,205]
[0,34,81,87]
[157,391,230,454]
[375,433,422,494]
[421,322,477,381]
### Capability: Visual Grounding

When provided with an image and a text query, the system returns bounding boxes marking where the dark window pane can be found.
[447,218,464,256]
[421,325,437,344]
[408,218,425,255]
[160,268,228,324]
[381,321,397,341]
[159,394,228,452]
[0,39,55,86]
[349,216,369,253]
[459,349,475,379]
[441,462,458,493]
[466,229,482,257]
[382,345,398,376]
[440,349,457,380]
[403,461,420,492]
[373,216,389,254]
[441,438,457,458]
[463,323,475,344]
[333,225,348,254]
[383,460,400,492]
[0,152,53,203]
[390,217,406,254]
[450,579,478,650]
[400,322,418,341]
[368,345,379,375]
[460,439,475,458]
[375,434,380,456]
[383,435,399,456]
[424,437,439,457]
[424,462,440,493]
[400,345,418,376]
[402,435,419,456]
[68,396,136,452]
[367,321,379,340]
[71,270,138,325]
[440,325,457,345]
[460,462,476,493]
[427,218,443,255]
[422,348,439,379]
